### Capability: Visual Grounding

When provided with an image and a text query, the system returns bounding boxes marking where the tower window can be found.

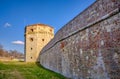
[31,48,33,50]
[50,29,52,32]
[30,38,33,41]
[42,39,45,42]
[31,29,33,32]
[31,57,32,59]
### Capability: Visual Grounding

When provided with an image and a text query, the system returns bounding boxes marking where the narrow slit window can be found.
[42,39,44,42]
[30,38,33,41]
[31,29,33,32]
[50,29,52,32]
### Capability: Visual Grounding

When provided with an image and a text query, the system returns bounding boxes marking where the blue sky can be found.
[0,0,96,53]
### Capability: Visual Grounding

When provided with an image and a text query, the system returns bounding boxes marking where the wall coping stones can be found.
[40,0,120,54]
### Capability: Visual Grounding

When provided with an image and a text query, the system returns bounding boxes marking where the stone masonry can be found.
[40,0,120,79]
[24,24,54,62]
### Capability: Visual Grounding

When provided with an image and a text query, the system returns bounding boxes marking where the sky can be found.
[0,0,96,53]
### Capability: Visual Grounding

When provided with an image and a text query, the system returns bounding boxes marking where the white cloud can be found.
[4,22,11,27]
[12,40,24,45]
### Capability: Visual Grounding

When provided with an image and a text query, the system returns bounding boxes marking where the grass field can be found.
[0,61,67,79]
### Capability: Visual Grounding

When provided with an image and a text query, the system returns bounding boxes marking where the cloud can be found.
[4,22,11,27]
[12,40,24,45]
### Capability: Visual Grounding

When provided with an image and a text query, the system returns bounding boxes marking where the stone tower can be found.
[24,24,54,62]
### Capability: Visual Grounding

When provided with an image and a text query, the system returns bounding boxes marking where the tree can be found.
[0,44,24,58]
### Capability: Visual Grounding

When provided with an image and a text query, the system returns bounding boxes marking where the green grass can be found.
[0,61,67,79]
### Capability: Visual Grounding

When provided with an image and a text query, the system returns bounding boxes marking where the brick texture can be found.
[40,0,120,79]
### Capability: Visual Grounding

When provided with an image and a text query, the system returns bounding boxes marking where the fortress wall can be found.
[40,0,120,79]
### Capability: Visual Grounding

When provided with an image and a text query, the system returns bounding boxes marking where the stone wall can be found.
[40,0,120,79]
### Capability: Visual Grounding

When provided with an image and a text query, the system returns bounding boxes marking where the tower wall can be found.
[25,24,54,62]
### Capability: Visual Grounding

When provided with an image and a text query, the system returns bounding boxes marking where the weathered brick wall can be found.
[40,0,120,79]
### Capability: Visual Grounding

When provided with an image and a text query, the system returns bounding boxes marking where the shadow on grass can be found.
[35,62,58,74]
[35,62,70,79]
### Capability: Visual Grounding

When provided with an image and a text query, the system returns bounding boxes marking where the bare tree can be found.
[0,44,24,58]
